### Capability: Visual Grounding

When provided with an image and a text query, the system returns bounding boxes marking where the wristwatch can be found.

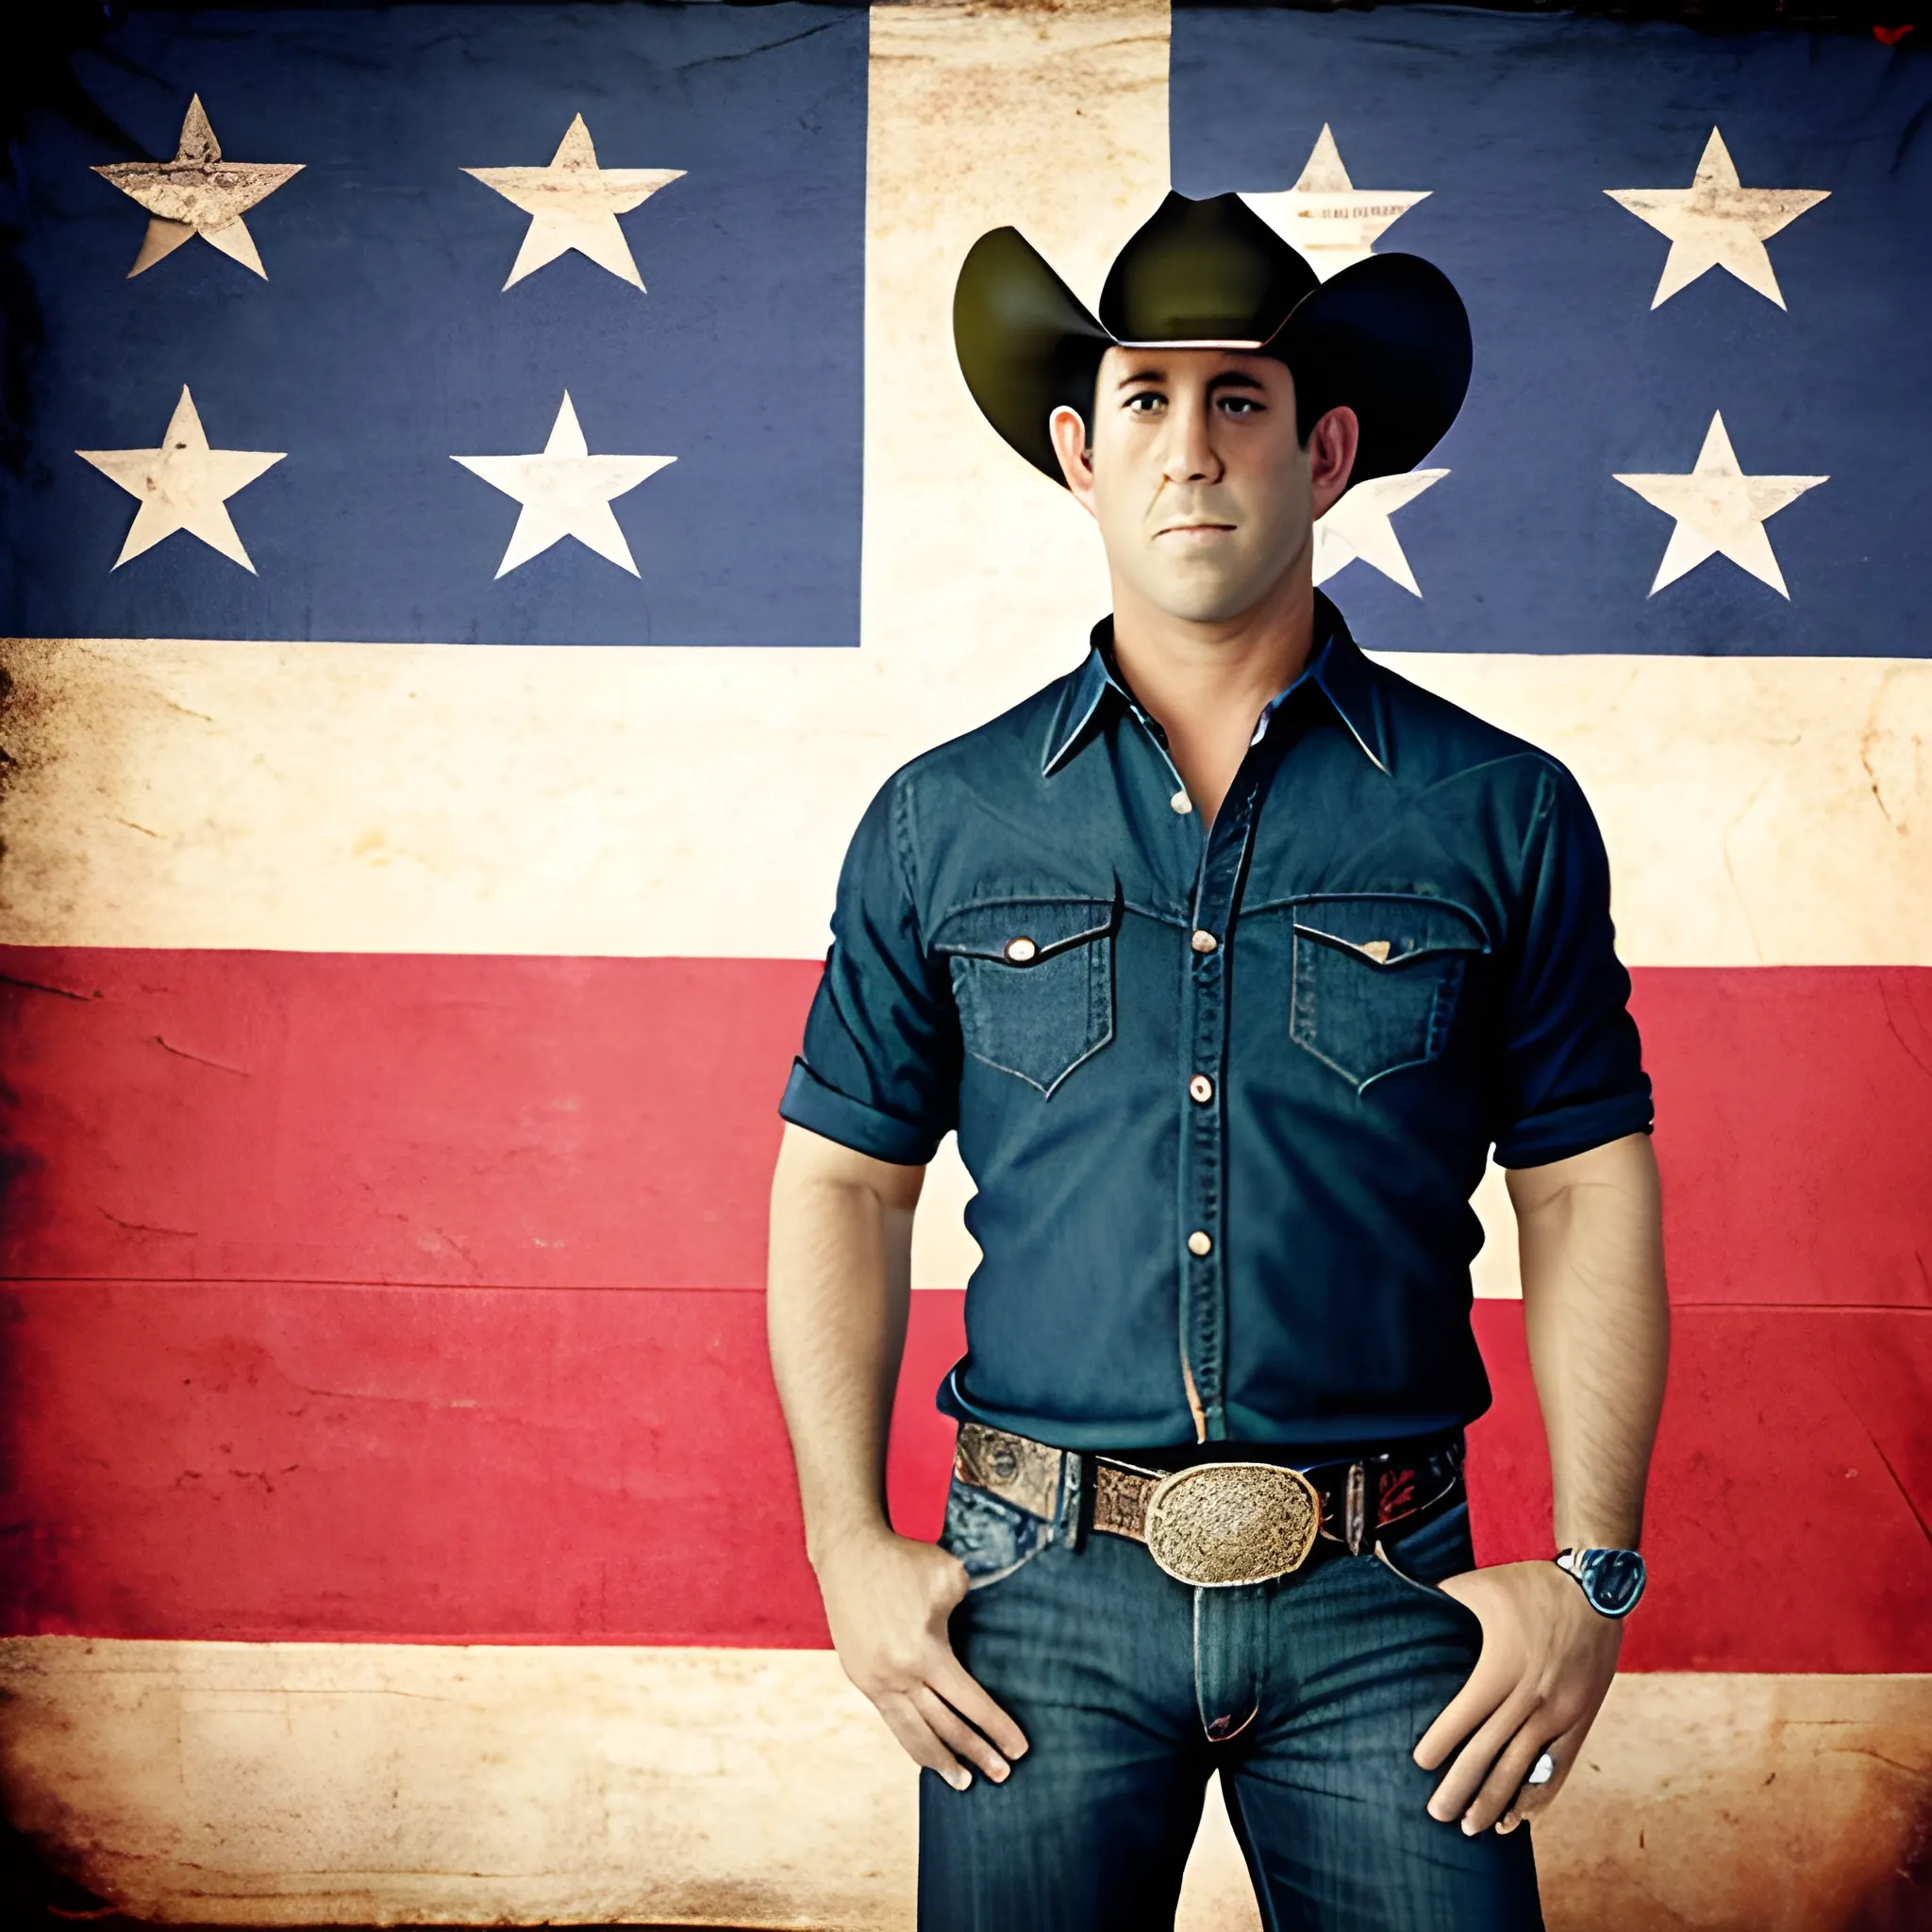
[1555,1546,1646,1618]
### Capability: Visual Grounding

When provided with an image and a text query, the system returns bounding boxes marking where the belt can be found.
[954,1421,1466,1590]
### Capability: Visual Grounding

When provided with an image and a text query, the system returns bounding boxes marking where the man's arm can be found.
[767,1120,1027,1791]
[1413,1130,1669,1834]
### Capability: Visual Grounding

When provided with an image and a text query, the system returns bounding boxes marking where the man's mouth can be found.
[1156,521,1237,540]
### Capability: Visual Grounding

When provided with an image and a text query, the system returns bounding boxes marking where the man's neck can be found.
[1107,565,1318,826]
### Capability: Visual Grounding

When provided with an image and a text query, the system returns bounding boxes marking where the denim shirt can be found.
[779,594,1653,1452]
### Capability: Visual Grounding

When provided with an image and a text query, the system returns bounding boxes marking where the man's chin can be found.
[1140,575,1277,627]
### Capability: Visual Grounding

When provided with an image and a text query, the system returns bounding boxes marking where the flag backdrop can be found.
[1,4,1928,1927]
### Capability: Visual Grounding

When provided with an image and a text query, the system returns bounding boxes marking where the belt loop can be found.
[1068,1452,1093,1552]
[1344,1460,1367,1556]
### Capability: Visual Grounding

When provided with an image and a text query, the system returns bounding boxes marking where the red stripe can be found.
[1464,1303,1932,1673]
[0,948,817,1290]
[3,948,1928,1307]
[2,1284,1925,1669]
[0,1282,826,1648]
[1634,967,1932,1310]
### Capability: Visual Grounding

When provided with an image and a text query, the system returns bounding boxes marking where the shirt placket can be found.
[1175,765,1261,1442]
[1117,668,1297,1446]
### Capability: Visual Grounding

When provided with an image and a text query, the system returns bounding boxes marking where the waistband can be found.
[954,1420,1467,1575]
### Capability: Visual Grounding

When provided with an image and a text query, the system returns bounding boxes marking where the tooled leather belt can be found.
[954,1421,1466,1589]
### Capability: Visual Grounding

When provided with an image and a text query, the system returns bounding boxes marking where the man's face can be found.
[1051,347,1355,626]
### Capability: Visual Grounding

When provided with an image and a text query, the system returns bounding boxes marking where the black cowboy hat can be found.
[954,190,1471,487]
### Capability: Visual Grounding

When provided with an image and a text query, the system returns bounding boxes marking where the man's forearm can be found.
[766,1123,922,1563]
[766,1124,1023,1786]
[1414,1133,1666,1831]
[1508,1132,1670,1550]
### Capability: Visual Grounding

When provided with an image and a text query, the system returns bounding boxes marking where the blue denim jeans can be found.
[919,1462,1543,1932]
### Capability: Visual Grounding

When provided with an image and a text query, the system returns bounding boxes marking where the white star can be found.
[1606,128,1828,310]
[75,386,285,572]
[1312,470,1448,595]
[92,94,302,280]
[454,392,675,577]
[464,114,684,291]
[1241,125,1430,281]
[1614,411,1824,598]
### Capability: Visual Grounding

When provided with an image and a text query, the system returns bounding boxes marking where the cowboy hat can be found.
[954,190,1471,487]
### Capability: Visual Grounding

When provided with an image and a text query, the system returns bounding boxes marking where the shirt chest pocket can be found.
[931,896,1117,1097]
[1287,895,1490,1093]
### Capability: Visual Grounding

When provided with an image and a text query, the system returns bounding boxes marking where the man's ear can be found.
[1307,405,1360,522]
[1049,404,1097,514]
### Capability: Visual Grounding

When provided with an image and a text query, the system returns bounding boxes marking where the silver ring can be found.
[1525,1751,1557,1788]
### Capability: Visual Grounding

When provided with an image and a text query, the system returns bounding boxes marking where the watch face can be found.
[1581,1548,1646,1616]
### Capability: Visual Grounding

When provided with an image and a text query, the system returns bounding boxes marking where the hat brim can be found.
[954,227,1113,484]
[954,230,1471,490]
[1273,253,1473,485]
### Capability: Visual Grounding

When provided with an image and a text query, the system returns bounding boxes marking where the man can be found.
[767,192,1668,1930]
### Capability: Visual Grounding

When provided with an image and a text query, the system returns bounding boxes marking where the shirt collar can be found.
[1041,591,1390,778]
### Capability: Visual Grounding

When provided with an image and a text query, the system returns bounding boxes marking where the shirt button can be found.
[1189,1074,1213,1104]
[1191,929,1218,954]
[1170,789,1192,814]
[1003,936,1037,963]
[1187,1229,1213,1257]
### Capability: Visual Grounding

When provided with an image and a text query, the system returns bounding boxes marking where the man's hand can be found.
[1413,1558,1622,1835]
[815,1525,1029,1792]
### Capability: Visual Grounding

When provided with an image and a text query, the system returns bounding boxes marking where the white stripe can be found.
[4,643,1925,968]
[1378,651,1932,972]
[2,1635,1923,1928]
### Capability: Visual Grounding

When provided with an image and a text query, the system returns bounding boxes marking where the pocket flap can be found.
[1291,894,1489,966]
[930,895,1116,965]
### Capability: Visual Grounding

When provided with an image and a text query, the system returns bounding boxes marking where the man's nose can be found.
[1161,393,1223,485]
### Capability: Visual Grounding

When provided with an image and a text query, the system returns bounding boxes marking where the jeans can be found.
[918,1462,1543,1932]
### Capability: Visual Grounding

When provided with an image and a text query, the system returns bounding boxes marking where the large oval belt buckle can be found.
[1143,1463,1322,1588]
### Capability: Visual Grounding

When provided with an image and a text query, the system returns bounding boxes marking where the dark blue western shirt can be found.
[778,595,1653,1452]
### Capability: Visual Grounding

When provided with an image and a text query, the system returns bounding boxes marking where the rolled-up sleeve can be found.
[1491,763,1654,1168]
[777,773,960,1166]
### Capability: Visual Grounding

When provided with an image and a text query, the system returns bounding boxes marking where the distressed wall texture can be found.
[1,2,1927,1928]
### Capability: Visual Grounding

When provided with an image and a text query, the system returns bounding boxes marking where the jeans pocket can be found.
[1288,894,1489,1092]
[939,1476,1057,1591]
[933,896,1117,1096]
[1374,1499,1477,1604]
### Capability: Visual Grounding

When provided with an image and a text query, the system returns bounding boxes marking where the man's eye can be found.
[1124,392,1165,413]
[1219,396,1261,417]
